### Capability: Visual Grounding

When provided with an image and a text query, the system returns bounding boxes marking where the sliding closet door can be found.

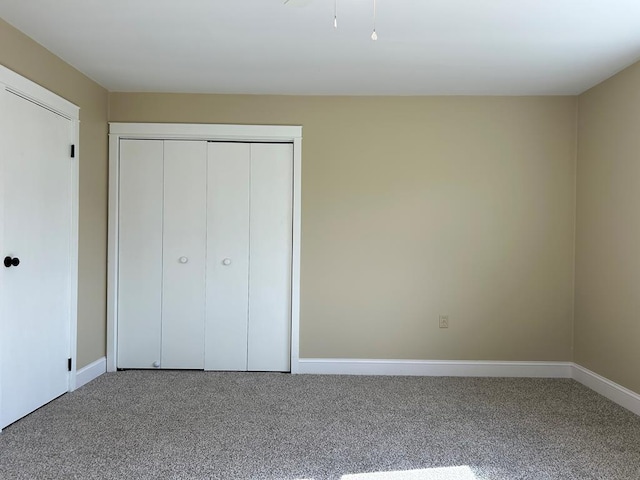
[205,143,250,370]
[117,140,164,368]
[247,144,293,372]
[162,141,207,369]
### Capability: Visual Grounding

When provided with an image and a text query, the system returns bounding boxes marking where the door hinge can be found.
[70,144,75,158]
[68,358,72,372]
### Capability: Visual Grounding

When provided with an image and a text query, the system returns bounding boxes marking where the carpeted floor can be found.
[0,371,639,479]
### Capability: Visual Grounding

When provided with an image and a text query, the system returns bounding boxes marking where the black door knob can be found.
[4,256,20,268]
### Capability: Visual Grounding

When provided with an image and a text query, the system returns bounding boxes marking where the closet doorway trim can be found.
[107,123,302,373]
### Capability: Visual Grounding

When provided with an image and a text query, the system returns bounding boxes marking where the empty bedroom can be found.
[0,1,639,479]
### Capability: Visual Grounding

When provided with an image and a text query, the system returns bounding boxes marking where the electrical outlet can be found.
[439,315,449,329]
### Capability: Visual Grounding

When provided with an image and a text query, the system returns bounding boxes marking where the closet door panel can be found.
[205,143,250,371]
[162,141,207,369]
[247,144,293,372]
[117,140,164,368]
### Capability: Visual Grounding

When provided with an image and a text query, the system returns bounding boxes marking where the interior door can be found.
[117,139,164,369]
[118,140,207,369]
[205,142,293,372]
[116,139,292,372]
[162,141,207,369]
[247,144,293,372]
[205,143,250,370]
[0,90,73,428]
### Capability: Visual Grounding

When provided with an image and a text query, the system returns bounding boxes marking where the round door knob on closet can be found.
[179,256,189,264]
[222,258,232,266]
[153,361,160,368]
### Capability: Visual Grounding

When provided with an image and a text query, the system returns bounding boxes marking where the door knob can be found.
[179,256,189,264]
[4,256,20,268]
[153,361,160,368]
[222,258,232,266]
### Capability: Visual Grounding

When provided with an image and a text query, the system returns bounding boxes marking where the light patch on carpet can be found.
[342,466,478,480]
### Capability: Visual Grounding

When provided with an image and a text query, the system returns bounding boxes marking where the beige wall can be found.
[110,93,577,361]
[0,19,108,368]
[575,61,640,393]
[0,16,581,367]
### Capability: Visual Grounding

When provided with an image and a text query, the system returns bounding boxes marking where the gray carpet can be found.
[1,372,639,479]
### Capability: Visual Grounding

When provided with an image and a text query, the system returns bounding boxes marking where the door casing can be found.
[107,123,302,373]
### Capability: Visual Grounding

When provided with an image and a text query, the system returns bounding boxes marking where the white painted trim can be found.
[298,358,574,378]
[0,87,6,432]
[572,364,640,416]
[67,118,80,391]
[289,137,302,374]
[0,64,79,120]
[108,122,301,142]
[106,134,120,373]
[75,357,107,389]
[297,359,640,416]
[107,123,302,373]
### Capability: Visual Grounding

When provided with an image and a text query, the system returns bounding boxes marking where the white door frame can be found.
[107,123,302,373]
[0,64,80,430]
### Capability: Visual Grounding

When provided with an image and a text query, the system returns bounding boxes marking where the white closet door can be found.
[117,140,164,369]
[162,141,207,369]
[247,144,293,372]
[1,91,72,428]
[205,143,250,371]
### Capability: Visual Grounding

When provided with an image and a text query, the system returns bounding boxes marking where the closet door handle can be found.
[4,256,20,268]
[222,258,232,266]
[179,256,189,264]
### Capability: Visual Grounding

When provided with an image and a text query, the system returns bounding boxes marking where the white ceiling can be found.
[1,0,640,95]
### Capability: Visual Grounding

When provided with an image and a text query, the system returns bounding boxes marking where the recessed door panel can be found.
[117,139,164,369]
[205,143,250,371]
[162,141,207,369]
[247,144,293,372]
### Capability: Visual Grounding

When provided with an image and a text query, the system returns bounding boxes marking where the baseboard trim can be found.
[297,358,640,416]
[71,357,640,415]
[298,358,573,378]
[572,364,640,416]
[75,356,106,390]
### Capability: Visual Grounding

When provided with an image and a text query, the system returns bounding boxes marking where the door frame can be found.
[0,64,80,431]
[107,123,303,373]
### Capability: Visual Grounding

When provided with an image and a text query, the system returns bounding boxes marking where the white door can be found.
[206,143,250,370]
[0,91,73,428]
[117,140,206,369]
[117,139,293,372]
[205,142,292,372]
[161,141,207,369]
[117,139,164,369]
[247,144,293,372]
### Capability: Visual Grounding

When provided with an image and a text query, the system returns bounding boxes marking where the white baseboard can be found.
[74,356,106,390]
[71,356,640,416]
[297,358,640,417]
[298,358,574,378]
[572,364,640,416]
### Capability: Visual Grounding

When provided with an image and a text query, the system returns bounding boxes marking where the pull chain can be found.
[371,0,378,40]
